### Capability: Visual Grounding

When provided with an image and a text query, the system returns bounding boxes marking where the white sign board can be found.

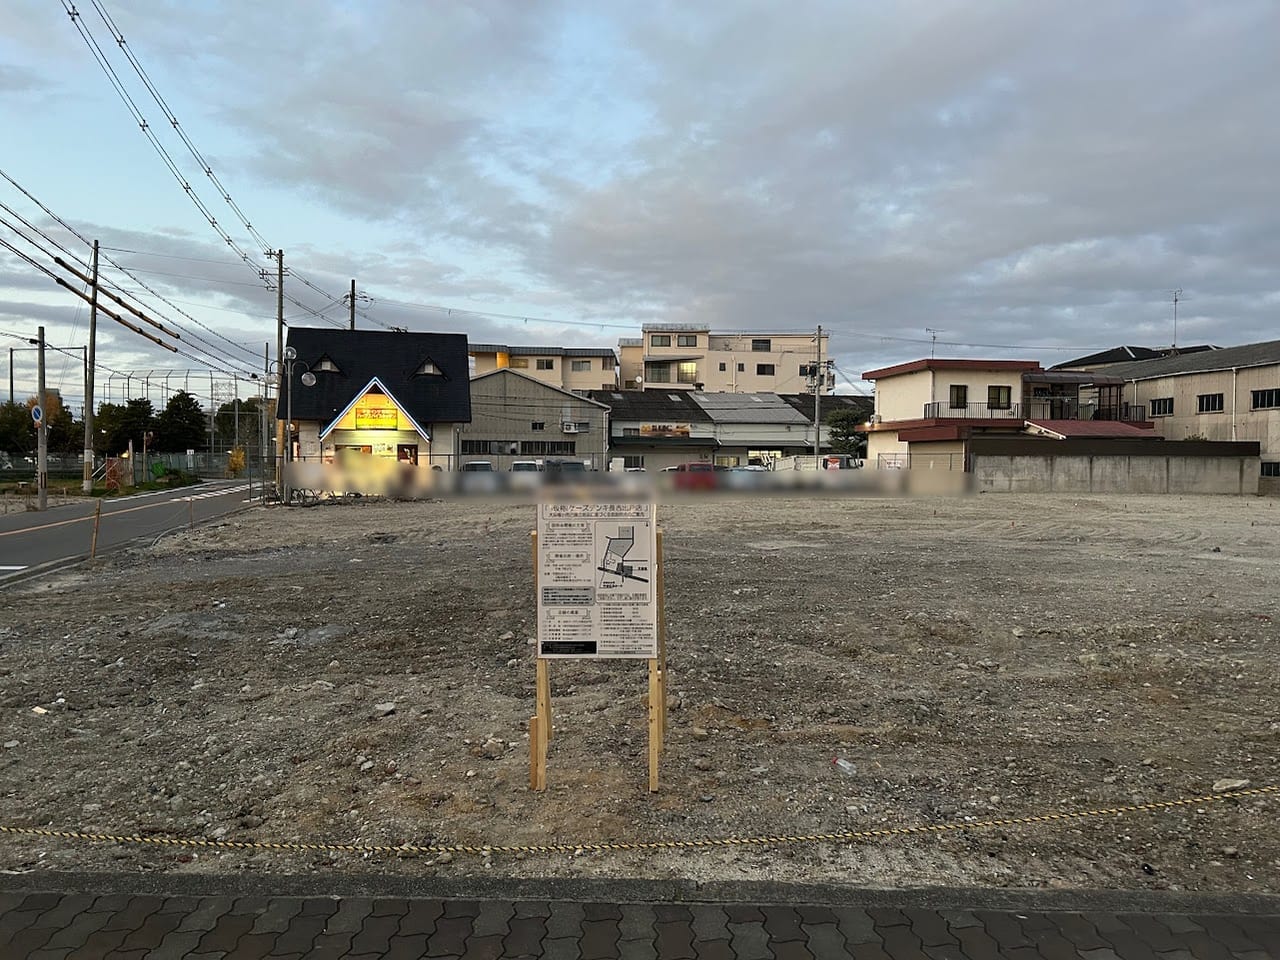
[537,501,658,658]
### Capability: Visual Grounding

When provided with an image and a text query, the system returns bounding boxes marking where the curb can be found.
[0,872,1275,915]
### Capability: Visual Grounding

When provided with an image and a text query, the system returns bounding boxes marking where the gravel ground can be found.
[1,491,1277,892]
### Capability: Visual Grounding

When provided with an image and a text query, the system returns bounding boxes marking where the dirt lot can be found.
[1,491,1278,892]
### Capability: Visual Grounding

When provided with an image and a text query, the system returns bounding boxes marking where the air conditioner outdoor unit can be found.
[562,422,579,434]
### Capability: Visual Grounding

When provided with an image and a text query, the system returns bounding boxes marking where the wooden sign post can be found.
[529,502,665,792]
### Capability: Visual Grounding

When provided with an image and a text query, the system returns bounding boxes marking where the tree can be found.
[154,391,209,452]
[215,396,264,451]
[825,408,868,458]
[0,401,32,454]
[37,396,79,454]
[97,398,155,456]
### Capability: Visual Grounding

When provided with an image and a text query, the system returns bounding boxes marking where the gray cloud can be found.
[2,0,1278,388]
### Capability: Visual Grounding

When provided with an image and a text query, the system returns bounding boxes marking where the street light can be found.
[265,346,316,503]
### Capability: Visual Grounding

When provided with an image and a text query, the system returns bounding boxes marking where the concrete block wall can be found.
[972,454,1260,495]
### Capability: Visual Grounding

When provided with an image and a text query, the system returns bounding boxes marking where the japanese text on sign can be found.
[537,501,657,658]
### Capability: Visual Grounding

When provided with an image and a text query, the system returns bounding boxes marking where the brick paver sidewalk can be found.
[0,874,1276,958]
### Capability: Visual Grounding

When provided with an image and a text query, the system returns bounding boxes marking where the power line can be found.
[875,333,1088,352]
[87,0,274,255]
[0,167,264,367]
[58,0,269,278]
[64,4,382,344]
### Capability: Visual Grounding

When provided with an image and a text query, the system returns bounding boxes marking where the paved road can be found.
[0,481,257,582]
[0,874,1276,959]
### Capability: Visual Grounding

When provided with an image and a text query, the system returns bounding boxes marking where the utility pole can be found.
[36,326,48,511]
[813,324,822,470]
[7,347,12,403]
[82,240,99,494]
[272,251,285,491]
[262,342,270,467]
[350,278,356,330]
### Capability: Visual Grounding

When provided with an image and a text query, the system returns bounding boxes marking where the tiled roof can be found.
[1025,420,1159,439]
[1095,339,1280,380]
[584,389,714,422]
[777,393,874,424]
[281,327,471,424]
[1052,344,1217,369]
[690,392,811,424]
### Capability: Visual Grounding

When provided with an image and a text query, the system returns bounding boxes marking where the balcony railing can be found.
[923,401,1022,419]
[921,400,1148,422]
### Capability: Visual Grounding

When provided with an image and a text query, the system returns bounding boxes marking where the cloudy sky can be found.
[1,0,1277,407]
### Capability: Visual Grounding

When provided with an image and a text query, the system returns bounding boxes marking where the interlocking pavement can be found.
[0,874,1275,958]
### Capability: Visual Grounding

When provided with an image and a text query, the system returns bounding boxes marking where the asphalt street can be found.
[0,480,255,582]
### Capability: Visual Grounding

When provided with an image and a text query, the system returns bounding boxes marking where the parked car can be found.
[462,460,495,472]
[671,461,726,490]
[509,460,542,472]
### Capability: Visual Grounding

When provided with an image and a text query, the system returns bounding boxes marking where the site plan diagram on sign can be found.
[537,502,657,658]
[598,525,650,588]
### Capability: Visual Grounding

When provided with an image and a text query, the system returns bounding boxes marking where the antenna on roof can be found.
[925,328,945,359]
[1170,289,1184,352]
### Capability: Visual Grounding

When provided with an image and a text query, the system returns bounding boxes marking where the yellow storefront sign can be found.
[333,394,400,430]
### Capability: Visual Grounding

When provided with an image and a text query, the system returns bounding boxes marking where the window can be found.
[531,421,545,431]
[751,338,771,352]
[1262,462,1280,477]
[650,334,671,347]
[536,358,555,371]
[1150,397,1174,417]
[1252,389,1280,410]
[571,359,592,372]
[573,421,591,432]
[648,363,671,383]
[509,357,529,369]
[314,357,341,373]
[799,364,812,377]
[622,427,640,437]
[677,361,698,384]
[461,439,516,455]
[718,362,727,372]
[949,385,968,409]
[623,455,644,469]
[988,385,1012,410]
[521,440,576,456]
[1197,393,1224,413]
[677,334,698,347]
[756,363,775,376]
[737,363,745,373]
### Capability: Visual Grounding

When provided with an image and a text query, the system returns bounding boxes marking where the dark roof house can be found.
[279,328,471,428]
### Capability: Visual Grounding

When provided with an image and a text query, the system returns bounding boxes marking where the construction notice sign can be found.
[537,502,657,658]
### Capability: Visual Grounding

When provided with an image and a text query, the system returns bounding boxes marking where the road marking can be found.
[179,484,250,502]
[0,565,27,571]
[0,487,251,539]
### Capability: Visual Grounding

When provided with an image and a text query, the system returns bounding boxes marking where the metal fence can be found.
[876,453,967,471]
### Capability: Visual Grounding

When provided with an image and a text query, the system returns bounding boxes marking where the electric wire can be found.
[0,168,264,367]
[58,1,268,275]
[87,0,274,255]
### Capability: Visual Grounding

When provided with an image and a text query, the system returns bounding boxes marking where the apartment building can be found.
[469,344,618,392]
[617,324,832,394]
